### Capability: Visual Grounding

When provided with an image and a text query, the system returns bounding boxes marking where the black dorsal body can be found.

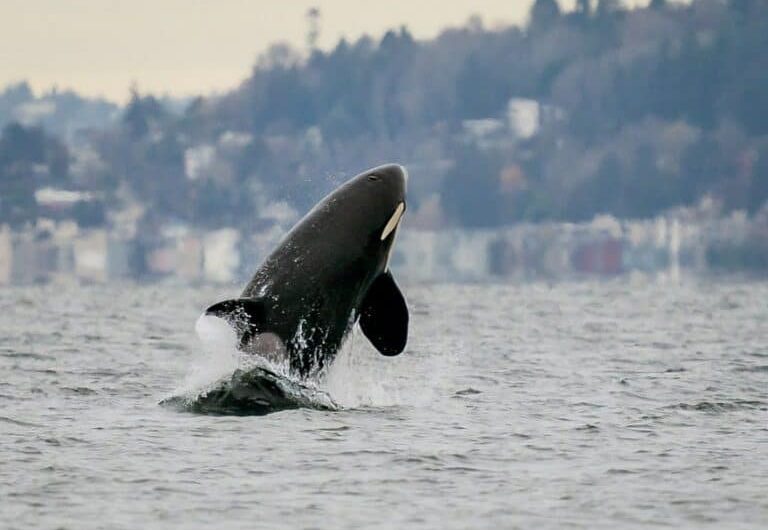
[205,164,409,378]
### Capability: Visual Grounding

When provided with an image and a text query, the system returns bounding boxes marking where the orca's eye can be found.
[368,174,380,181]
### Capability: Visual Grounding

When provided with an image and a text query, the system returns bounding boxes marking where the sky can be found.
[0,0,649,103]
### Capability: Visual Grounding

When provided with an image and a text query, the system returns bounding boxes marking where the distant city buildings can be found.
[2,206,767,286]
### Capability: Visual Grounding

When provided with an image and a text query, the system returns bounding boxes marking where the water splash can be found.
[163,314,337,414]
[321,326,457,409]
[170,314,241,398]
[165,315,452,415]
[321,330,403,408]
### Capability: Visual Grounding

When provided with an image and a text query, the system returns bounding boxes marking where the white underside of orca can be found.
[381,202,405,241]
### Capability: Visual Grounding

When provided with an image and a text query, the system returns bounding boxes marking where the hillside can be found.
[1,0,767,231]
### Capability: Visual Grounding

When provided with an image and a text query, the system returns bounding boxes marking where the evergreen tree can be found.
[530,0,561,31]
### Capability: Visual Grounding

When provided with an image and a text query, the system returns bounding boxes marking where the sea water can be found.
[1,280,767,529]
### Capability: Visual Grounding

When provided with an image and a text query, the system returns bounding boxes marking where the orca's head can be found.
[323,163,407,271]
[352,163,407,242]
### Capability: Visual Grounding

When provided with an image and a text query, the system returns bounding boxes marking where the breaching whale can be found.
[205,163,409,380]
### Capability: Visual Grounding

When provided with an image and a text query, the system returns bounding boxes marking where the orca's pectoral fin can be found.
[205,298,266,345]
[359,271,408,356]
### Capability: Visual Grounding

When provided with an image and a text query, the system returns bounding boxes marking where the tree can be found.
[0,123,71,226]
[530,0,561,31]
[122,87,166,139]
[596,0,622,17]
[748,148,768,212]
[455,54,511,119]
[576,0,591,16]
[442,145,506,227]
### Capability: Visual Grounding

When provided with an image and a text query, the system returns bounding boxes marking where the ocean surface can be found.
[1,280,767,529]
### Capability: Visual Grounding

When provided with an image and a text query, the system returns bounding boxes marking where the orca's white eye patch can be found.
[381,202,405,241]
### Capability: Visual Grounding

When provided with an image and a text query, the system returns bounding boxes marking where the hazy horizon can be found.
[1,0,652,103]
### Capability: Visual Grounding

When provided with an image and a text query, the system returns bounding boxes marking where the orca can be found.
[205,163,409,379]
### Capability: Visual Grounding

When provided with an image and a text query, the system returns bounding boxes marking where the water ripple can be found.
[1,281,767,529]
